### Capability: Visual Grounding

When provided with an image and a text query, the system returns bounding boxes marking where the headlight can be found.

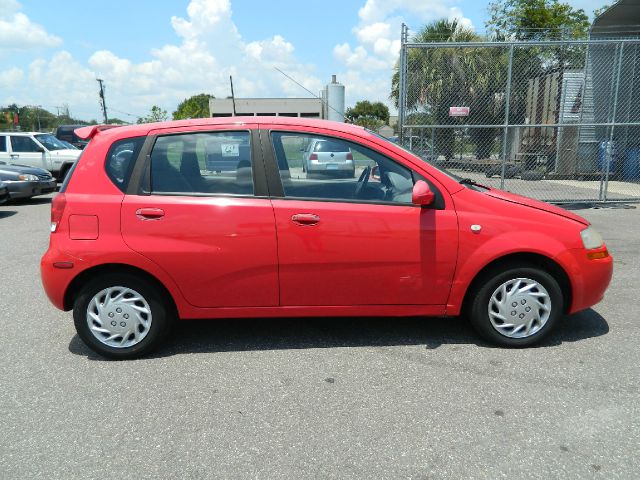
[18,174,39,181]
[580,226,604,250]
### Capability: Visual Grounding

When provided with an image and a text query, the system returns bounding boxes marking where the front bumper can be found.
[554,247,613,313]
[0,186,9,204]
[3,180,41,199]
[37,179,57,195]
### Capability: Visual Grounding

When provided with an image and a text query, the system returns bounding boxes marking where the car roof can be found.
[80,117,367,141]
[0,132,43,135]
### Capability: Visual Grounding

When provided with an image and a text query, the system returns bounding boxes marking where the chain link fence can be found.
[397,26,640,203]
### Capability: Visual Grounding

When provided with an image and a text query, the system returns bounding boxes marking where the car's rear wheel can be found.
[73,273,174,359]
[468,267,563,347]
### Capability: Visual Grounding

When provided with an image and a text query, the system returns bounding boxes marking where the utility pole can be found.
[229,75,237,116]
[96,78,108,123]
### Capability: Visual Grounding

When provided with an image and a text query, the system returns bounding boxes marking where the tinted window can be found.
[10,136,41,152]
[272,132,418,205]
[150,131,253,196]
[0,136,6,152]
[105,137,144,191]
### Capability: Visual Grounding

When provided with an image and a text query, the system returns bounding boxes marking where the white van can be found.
[0,132,81,181]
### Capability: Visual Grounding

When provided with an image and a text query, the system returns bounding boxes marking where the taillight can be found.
[346,152,353,160]
[309,153,318,160]
[50,193,66,233]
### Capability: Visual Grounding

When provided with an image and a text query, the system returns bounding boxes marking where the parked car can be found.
[0,132,81,181]
[41,118,613,359]
[0,162,57,200]
[0,180,8,205]
[55,125,89,149]
[302,138,355,178]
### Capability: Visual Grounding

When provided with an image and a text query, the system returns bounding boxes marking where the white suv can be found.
[0,132,81,180]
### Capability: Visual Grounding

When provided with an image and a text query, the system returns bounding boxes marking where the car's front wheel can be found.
[73,273,174,359]
[468,267,563,347]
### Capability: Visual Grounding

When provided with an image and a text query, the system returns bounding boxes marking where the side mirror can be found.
[37,147,45,153]
[412,180,435,206]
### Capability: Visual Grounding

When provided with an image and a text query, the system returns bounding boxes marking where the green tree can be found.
[486,0,590,40]
[345,100,390,130]
[172,93,214,120]
[137,105,168,124]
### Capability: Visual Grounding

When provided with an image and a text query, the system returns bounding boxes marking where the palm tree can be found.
[391,19,507,160]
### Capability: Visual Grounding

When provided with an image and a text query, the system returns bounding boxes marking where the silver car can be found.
[302,138,355,178]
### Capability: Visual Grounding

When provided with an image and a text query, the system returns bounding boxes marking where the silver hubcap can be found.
[488,277,551,339]
[86,286,152,348]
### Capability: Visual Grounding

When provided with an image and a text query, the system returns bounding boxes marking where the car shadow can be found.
[0,210,17,219]
[10,196,52,206]
[68,308,609,361]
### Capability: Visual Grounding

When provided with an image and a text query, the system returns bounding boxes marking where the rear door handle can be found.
[136,208,165,220]
[291,213,320,226]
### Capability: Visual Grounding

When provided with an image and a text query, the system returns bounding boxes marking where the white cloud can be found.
[1,0,323,120]
[0,1,62,51]
[334,0,473,112]
[0,66,23,89]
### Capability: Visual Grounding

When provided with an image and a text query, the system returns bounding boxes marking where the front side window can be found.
[271,132,417,205]
[150,131,253,196]
[0,136,6,153]
[10,136,41,153]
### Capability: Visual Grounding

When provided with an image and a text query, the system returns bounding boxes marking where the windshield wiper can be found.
[459,178,490,189]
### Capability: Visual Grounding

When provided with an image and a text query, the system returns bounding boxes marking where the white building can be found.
[209,75,345,121]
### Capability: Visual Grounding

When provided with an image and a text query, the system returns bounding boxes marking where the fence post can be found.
[602,42,624,202]
[500,44,515,190]
[398,23,409,145]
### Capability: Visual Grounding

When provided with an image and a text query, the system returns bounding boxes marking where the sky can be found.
[0,0,607,122]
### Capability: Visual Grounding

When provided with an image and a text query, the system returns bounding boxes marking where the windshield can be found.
[366,130,462,182]
[35,134,69,151]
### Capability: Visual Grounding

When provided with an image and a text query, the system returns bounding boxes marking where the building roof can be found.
[591,0,640,35]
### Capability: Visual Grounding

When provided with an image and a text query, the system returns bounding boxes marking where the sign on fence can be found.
[449,106,470,117]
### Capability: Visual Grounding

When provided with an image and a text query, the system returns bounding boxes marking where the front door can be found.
[9,135,48,170]
[267,129,458,307]
[120,128,279,308]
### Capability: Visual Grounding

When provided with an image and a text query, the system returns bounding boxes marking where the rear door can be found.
[120,126,279,308]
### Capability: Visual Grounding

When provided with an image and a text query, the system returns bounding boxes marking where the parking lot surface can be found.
[0,195,638,479]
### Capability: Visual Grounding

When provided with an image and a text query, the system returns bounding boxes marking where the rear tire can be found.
[73,273,175,359]
[468,266,563,347]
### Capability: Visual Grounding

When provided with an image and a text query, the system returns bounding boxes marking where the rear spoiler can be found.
[74,124,121,140]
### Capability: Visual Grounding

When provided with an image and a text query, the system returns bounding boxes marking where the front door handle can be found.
[136,208,165,220]
[291,213,320,226]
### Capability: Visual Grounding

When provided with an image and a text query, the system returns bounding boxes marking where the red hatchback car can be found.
[41,117,613,359]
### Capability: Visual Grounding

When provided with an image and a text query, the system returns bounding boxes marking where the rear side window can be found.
[105,137,144,192]
[149,131,254,196]
[0,136,6,152]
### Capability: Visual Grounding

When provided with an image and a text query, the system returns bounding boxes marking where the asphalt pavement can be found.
[0,194,638,479]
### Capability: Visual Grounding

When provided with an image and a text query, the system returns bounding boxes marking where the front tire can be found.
[468,267,563,347]
[73,273,175,359]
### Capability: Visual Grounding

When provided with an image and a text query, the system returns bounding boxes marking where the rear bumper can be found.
[307,162,355,173]
[0,186,8,204]
[554,247,613,313]
[41,245,83,311]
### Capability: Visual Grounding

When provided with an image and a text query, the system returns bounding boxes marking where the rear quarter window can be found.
[105,137,144,192]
